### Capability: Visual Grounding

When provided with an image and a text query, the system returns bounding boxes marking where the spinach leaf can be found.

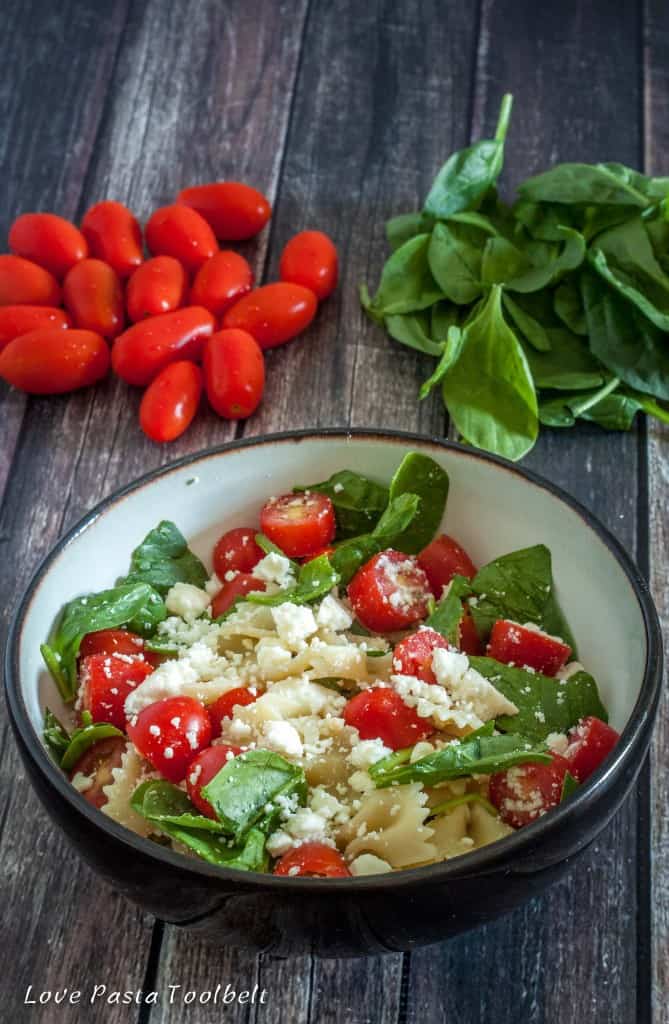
[386,211,432,251]
[419,326,464,399]
[120,520,208,595]
[247,554,339,607]
[502,292,552,352]
[554,277,587,335]
[430,301,461,341]
[59,711,124,773]
[522,327,607,391]
[385,311,444,357]
[518,162,658,207]
[481,237,531,286]
[387,452,449,554]
[427,221,484,304]
[131,780,228,832]
[538,377,622,428]
[589,218,669,331]
[580,387,669,430]
[512,199,583,241]
[331,493,421,585]
[505,228,586,293]
[43,708,71,763]
[561,771,580,801]
[362,234,443,319]
[425,573,473,644]
[294,469,389,538]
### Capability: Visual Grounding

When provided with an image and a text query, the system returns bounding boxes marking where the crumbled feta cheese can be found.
[271,603,317,649]
[349,853,393,876]
[546,731,569,754]
[263,720,304,758]
[432,648,519,721]
[556,661,585,680]
[284,807,331,842]
[255,637,294,678]
[349,770,375,794]
[348,738,392,769]
[205,573,223,597]
[410,741,435,763]
[316,594,353,633]
[165,582,211,621]
[253,552,295,589]
[266,830,294,857]
[71,772,94,793]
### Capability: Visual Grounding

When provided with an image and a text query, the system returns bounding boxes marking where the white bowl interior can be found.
[19,435,647,734]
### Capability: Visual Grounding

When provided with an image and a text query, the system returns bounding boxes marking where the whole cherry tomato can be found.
[112,305,214,386]
[177,182,271,241]
[203,328,264,419]
[9,212,88,278]
[0,255,61,306]
[0,328,109,394]
[186,743,243,817]
[190,250,253,316]
[63,258,125,338]
[126,695,213,783]
[139,359,202,443]
[0,305,70,353]
[348,549,431,633]
[210,573,265,618]
[81,200,143,278]
[222,283,317,349]
[208,687,258,737]
[126,256,188,322]
[145,204,217,274]
[274,842,351,878]
[279,230,338,300]
[260,492,335,558]
[213,527,264,578]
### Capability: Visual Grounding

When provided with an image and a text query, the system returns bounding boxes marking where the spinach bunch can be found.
[362,94,669,460]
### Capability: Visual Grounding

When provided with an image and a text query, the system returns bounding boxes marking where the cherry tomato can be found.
[0,305,70,353]
[177,182,271,241]
[417,534,477,598]
[190,250,253,316]
[213,527,264,577]
[392,628,448,684]
[210,573,266,618]
[348,549,431,633]
[111,306,214,386]
[209,688,259,737]
[127,696,212,783]
[145,204,217,275]
[203,328,265,419]
[488,620,571,676]
[9,212,88,279]
[0,327,109,394]
[139,360,202,443]
[126,256,188,322]
[79,652,154,730]
[260,493,335,559]
[279,230,338,300]
[489,754,570,828]
[458,608,483,655]
[69,736,126,810]
[81,200,143,278]
[303,545,336,562]
[0,255,61,306]
[222,282,317,350]
[62,258,124,338]
[186,744,243,817]
[79,628,147,660]
[344,687,433,750]
[273,842,351,878]
[564,717,620,782]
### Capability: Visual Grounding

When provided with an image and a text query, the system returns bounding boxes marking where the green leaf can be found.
[362,234,442,318]
[427,221,484,304]
[554,277,588,335]
[120,520,208,596]
[518,162,660,207]
[429,791,498,818]
[505,227,586,293]
[425,573,473,644]
[523,327,607,391]
[419,326,465,399]
[387,452,450,554]
[386,211,432,251]
[60,715,124,773]
[131,781,228,832]
[294,469,389,539]
[384,311,444,357]
[588,217,669,331]
[331,493,421,585]
[502,292,552,352]
[580,387,669,430]
[430,301,462,341]
[247,554,339,607]
[481,237,531,286]
[43,708,71,763]
[538,377,622,428]
[561,771,580,801]
[512,199,583,241]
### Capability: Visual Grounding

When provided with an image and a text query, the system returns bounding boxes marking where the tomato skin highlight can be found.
[145,204,218,275]
[0,255,61,306]
[209,688,258,737]
[279,230,338,300]
[0,327,109,394]
[127,696,213,783]
[0,305,70,353]
[186,744,243,817]
[392,628,448,684]
[190,250,253,316]
[488,619,571,676]
[139,360,202,443]
[222,282,318,350]
[348,549,431,633]
[9,212,88,279]
[213,527,264,577]
[203,328,265,420]
[210,573,265,618]
[111,306,215,386]
[344,687,433,750]
[417,534,477,597]
[274,842,351,878]
[178,182,271,241]
[79,652,154,730]
[565,716,619,782]
[126,256,188,322]
[69,736,126,809]
[79,628,148,661]
[260,492,335,559]
[81,200,143,278]
[63,258,125,338]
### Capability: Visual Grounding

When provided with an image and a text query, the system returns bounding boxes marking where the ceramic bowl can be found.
[4,430,663,955]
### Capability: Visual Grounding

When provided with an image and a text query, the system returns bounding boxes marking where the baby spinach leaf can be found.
[522,327,607,391]
[561,771,580,801]
[589,218,669,331]
[43,708,71,763]
[538,377,622,428]
[427,221,484,304]
[419,326,464,398]
[505,228,586,293]
[362,234,443,319]
[294,469,389,538]
[120,520,208,595]
[518,162,656,207]
[247,554,339,607]
[554,277,588,335]
[512,199,583,241]
[425,573,473,644]
[386,211,433,250]
[385,311,444,357]
[331,493,422,585]
[579,387,669,430]
[481,237,531,286]
[502,292,551,352]
[430,301,461,340]
[387,453,449,554]
[60,711,124,773]
[131,780,228,832]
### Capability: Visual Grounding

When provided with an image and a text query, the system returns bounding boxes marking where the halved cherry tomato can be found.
[273,841,351,878]
[81,200,143,278]
[458,608,483,655]
[222,282,317,350]
[112,306,214,386]
[392,628,448,684]
[69,736,126,809]
[190,250,253,316]
[126,696,212,783]
[279,230,338,300]
[344,687,432,750]
[208,688,259,737]
[178,182,271,241]
[0,327,109,394]
[145,204,217,275]
[489,754,571,828]
[79,652,154,730]
[63,258,125,338]
[186,743,243,817]
[0,255,61,306]
[564,716,619,782]
[126,256,188,322]
[0,305,70,353]
[417,534,477,597]
[79,628,147,660]
[348,549,431,633]
[260,492,335,559]
[203,328,264,419]
[139,360,202,442]
[488,620,571,676]
[210,573,266,618]
[9,212,88,278]
[303,545,336,562]
[213,527,264,577]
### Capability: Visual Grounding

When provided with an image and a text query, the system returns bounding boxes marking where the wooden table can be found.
[1,1,667,1021]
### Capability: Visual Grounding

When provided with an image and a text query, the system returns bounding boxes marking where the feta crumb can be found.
[348,738,392,769]
[253,552,295,589]
[165,582,211,621]
[556,661,585,680]
[271,603,317,649]
[163,747,174,760]
[263,720,304,758]
[349,853,393,876]
[316,594,353,632]
[546,731,569,754]
[71,772,94,793]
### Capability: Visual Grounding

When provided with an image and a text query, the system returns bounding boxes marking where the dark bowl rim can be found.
[4,427,664,893]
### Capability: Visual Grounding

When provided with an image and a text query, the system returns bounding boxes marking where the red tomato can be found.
[0,254,61,306]
[213,527,264,577]
[190,250,253,316]
[79,652,154,731]
[210,573,265,618]
[260,493,335,559]
[348,549,431,633]
[392,628,448,684]
[274,842,351,878]
[69,736,126,810]
[126,696,212,783]
[111,306,214,386]
[126,256,188,322]
[303,545,336,562]
[63,258,124,338]
[489,754,570,828]
[0,327,109,394]
[564,716,620,782]
[81,200,143,278]
[344,687,432,750]
[177,182,271,241]
[0,305,70,353]
[209,688,259,737]
[79,628,147,660]
[458,608,483,655]
[222,283,317,350]
[139,360,202,443]
[186,743,243,817]
[417,534,477,597]
[9,212,88,279]
[203,328,265,419]
[145,204,217,275]
[488,620,571,676]
[279,230,338,300]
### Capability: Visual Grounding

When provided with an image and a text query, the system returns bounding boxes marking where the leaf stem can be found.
[495,93,513,143]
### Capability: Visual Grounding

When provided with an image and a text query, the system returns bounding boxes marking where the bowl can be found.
[4,429,663,955]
